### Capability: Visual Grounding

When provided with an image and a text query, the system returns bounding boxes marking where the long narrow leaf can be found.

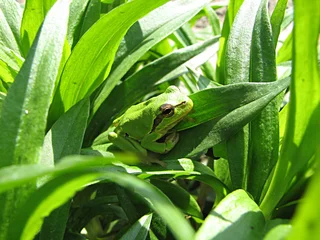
[260,0,320,218]
[92,0,210,114]
[50,0,169,123]
[0,1,70,238]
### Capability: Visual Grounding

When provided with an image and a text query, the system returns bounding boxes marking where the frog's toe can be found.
[165,131,179,152]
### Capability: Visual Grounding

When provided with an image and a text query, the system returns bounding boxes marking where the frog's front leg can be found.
[141,130,179,153]
[108,132,147,155]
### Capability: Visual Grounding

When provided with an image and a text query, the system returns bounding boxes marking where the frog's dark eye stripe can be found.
[160,104,174,118]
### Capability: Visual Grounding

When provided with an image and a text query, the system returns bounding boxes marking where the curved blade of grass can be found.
[195,190,265,240]
[0,1,70,238]
[92,0,210,114]
[20,0,56,56]
[0,0,22,51]
[8,170,195,240]
[163,77,289,160]
[270,0,288,46]
[120,213,152,240]
[138,159,228,203]
[260,0,320,218]
[247,0,279,202]
[85,37,219,144]
[50,0,169,122]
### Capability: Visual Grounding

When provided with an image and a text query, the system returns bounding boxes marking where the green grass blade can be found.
[92,0,210,115]
[276,32,293,63]
[0,0,22,52]
[0,8,21,54]
[50,0,169,123]
[67,0,91,48]
[247,0,279,201]
[8,169,195,240]
[20,0,56,56]
[164,77,289,160]
[195,190,265,240]
[270,0,288,46]
[260,0,320,218]
[0,1,70,238]
[119,213,153,240]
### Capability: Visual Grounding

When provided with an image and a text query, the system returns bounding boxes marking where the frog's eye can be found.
[160,104,174,118]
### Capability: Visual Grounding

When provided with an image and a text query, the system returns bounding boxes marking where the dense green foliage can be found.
[0,0,319,239]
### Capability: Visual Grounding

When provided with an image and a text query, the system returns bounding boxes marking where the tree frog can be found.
[108,86,193,157]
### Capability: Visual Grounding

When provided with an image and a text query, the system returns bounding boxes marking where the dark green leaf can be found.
[164,77,289,159]
[120,213,152,240]
[270,0,288,46]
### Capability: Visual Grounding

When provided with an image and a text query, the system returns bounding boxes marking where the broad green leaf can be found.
[0,9,20,54]
[270,0,288,46]
[8,170,195,240]
[39,98,90,240]
[86,37,219,144]
[176,78,289,131]
[224,0,261,189]
[50,0,169,122]
[260,0,320,218]
[195,190,265,240]
[0,0,22,51]
[20,0,56,56]
[120,213,152,240]
[92,0,211,114]
[164,77,289,160]
[151,179,202,218]
[247,0,278,201]
[0,1,70,238]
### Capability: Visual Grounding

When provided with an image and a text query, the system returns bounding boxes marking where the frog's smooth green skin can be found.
[108,86,193,156]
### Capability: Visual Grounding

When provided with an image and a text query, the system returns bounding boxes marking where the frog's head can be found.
[153,86,193,131]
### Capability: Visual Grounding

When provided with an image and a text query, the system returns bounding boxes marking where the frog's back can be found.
[116,100,157,140]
